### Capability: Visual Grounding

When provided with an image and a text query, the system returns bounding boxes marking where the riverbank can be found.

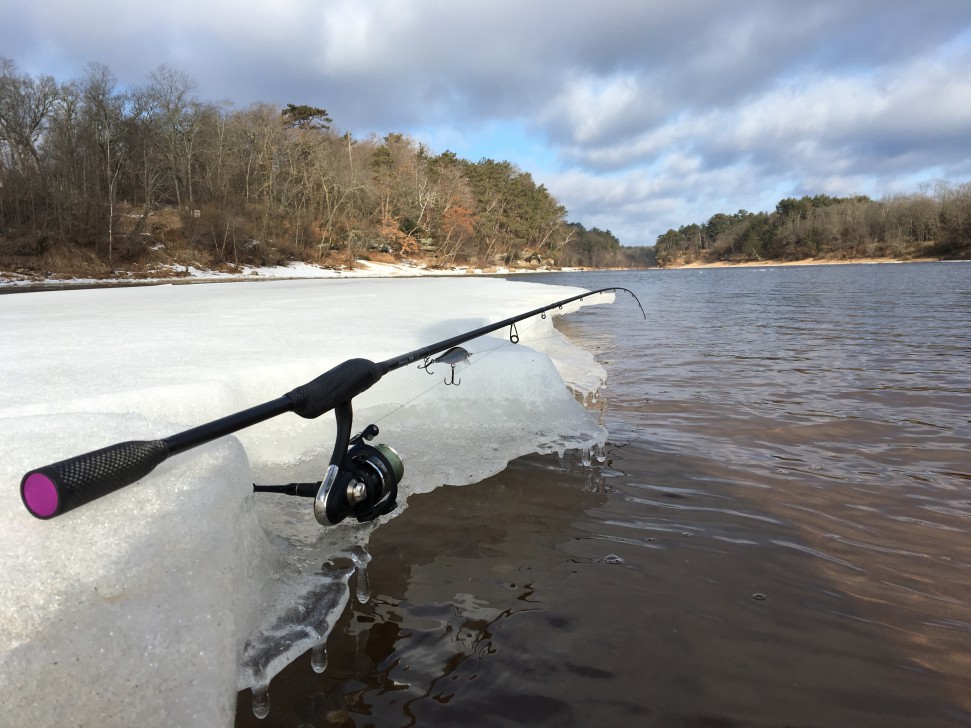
[0,259,595,292]
[4,254,958,292]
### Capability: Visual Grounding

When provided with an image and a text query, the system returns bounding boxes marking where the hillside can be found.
[654,188,971,267]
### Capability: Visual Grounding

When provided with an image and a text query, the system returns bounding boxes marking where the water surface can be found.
[238,262,971,726]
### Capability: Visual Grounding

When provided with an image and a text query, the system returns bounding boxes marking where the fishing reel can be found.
[253,402,403,526]
[314,424,403,525]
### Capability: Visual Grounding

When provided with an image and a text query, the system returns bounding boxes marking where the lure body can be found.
[429,346,471,367]
[418,346,471,385]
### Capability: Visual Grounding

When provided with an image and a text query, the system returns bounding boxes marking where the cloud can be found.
[543,21,971,241]
[2,0,970,244]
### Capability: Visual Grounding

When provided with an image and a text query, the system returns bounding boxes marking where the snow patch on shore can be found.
[0,259,586,289]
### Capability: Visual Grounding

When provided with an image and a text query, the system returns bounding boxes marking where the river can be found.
[237,262,971,727]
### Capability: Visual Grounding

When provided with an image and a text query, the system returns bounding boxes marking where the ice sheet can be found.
[0,277,609,725]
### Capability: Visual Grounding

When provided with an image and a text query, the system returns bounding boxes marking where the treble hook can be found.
[417,346,471,386]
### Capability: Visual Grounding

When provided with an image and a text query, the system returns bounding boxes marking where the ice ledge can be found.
[0,276,610,726]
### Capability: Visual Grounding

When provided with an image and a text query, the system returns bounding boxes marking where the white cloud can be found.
[540,72,659,145]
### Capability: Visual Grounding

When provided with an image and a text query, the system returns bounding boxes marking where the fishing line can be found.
[370,313,552,428]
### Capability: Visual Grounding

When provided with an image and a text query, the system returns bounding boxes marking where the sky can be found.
[3,0,971,246]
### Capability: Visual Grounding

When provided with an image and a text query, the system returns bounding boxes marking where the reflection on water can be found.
[237,263,971,726]
[237,455,612,726]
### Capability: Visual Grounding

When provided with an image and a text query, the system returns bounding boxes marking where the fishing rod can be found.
[20,287,645,526]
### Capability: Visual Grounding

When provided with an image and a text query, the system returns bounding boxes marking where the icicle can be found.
[350,546,372,604]
[252,685,270,719]
[594,442,607,464]
[311,644,328,674]
[581,448,592,467]
[355,563,370,604]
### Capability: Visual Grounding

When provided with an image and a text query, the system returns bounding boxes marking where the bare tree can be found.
[0,58,61,228]
[82,63,128,261]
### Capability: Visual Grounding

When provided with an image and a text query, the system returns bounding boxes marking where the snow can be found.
[0,276,609,726]
[0,259,586,289]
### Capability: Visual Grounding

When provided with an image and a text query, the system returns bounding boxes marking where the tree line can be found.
[654,187,971,267]
[1,59,650,276]
[562,223,654,268]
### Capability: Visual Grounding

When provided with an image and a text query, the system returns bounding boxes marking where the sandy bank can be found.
[668,257,941,269]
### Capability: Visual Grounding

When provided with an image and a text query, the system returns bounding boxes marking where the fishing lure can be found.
[20,287,645,527]
[417,346,471,385]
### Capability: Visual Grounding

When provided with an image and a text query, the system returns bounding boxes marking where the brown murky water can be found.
[238,263,971,727]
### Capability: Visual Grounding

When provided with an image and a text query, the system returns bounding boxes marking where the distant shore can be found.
[663,256,945,270]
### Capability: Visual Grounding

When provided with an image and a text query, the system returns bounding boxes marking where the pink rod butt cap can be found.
[22,471,60,518]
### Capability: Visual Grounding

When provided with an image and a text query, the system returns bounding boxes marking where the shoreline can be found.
[0,260,595,294]
[2,256,963,293]
[662,256,944,270]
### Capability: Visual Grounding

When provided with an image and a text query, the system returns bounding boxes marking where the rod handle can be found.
[21,440,170,519]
